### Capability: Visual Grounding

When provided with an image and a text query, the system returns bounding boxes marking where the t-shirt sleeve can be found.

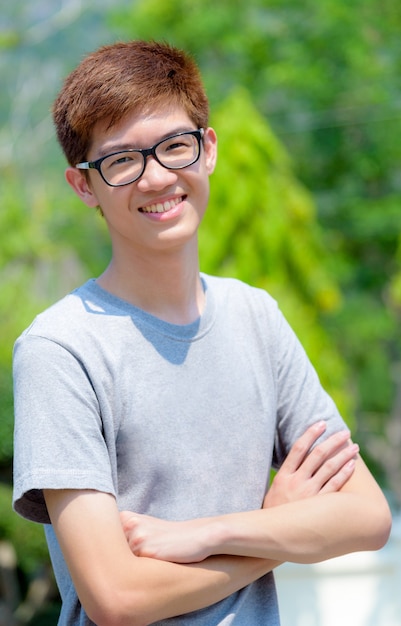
[271,305,348,469]
[13,334,116,524]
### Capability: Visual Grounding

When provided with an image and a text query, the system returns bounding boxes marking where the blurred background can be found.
[0,1,400,624]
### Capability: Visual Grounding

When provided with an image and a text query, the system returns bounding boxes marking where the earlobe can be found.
[203,127,218,175]
[65,167,99,208]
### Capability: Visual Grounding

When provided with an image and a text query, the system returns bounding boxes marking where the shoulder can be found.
[13,279,128,354]
[202,273,278,311]
[202,274,283,336]
[13,280,106,374]
[16,280,95,340]
[202,273,304,359]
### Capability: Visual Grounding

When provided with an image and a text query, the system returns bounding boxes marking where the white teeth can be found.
[141,196,182,213]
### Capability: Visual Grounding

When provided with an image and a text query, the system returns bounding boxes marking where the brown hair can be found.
[52,40,209,166]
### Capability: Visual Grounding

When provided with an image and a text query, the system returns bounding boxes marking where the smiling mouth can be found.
[139,196,184,213]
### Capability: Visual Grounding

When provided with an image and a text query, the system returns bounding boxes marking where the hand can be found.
[120,512,213,563]
[263,421,359,508]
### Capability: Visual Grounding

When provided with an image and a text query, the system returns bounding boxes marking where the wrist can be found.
[205,516,233,556]
[203,517,231,557]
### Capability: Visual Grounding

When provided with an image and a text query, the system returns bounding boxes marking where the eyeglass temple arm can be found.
[76,162,97,170]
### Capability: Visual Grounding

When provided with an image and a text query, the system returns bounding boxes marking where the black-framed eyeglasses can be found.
[75,129,204,187]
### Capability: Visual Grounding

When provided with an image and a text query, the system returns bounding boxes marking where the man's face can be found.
[66,107,217,258]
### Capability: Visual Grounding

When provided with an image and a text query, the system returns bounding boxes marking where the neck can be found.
[97,242,204,325]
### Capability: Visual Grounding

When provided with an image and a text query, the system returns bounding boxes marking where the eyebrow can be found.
[95,126,197,160]
[96,143,138,158]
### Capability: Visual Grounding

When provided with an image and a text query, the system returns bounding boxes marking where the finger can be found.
[120,510,134,524]
[282,421,328,473]
[119,512,142,534]
[300,429,352,477]
[312,442,359,486]
[318,456,357,494]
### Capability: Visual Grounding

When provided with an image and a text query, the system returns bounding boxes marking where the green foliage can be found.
[0,485,49,575]
[201,89,351,418]
[0,172,110,468]
[0,366,14,464]
[0,176,51,467]
[389,241,401,311]
[0,29,21,49]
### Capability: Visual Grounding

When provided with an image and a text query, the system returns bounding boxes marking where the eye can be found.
[111,154,135,166]
[103,152,141,170]
[163,136,194,154]
[170,140,189,149]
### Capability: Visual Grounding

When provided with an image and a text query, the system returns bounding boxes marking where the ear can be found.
[65,167,100,208]
[203,127,217,175]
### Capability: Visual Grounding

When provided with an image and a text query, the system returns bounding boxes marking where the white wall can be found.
[275,514,401,626]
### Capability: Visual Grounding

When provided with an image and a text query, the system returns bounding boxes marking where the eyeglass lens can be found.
[100,132,200,186]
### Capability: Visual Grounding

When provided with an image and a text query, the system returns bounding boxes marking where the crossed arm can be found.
[120,425,390,565]
[44,422,391,626]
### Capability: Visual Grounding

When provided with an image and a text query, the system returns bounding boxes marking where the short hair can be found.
[52,40,209,166]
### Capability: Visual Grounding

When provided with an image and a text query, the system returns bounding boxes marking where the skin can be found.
[44,106,392,626]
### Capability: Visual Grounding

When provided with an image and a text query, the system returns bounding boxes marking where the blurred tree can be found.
[201,89,350,415]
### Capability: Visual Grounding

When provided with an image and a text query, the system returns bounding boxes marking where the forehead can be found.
[88,107,197,158]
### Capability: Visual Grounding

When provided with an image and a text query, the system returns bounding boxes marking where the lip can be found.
[138,195,186,220]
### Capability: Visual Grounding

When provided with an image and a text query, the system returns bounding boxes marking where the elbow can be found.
[355,492,393,554]
[368,500,392,552]
[85,589,151,626]
[89,608,147,626]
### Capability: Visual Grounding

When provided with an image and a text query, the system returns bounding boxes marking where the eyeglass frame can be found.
[75,128,205,187]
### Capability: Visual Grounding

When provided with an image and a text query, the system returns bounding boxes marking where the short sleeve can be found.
[13,334,115,523]
[272,307,348,469]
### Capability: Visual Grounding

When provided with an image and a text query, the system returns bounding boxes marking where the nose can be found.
[136,155,177,191]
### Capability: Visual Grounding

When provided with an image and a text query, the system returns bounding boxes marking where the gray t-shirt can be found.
[13,274,347,625]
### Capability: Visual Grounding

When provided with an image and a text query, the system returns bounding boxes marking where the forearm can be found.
[208,459,391,564]
[212,491,388,564]
[113,553,281,625]
[123,491,378,567]
[122,445,391,570]
[45,489,280,626]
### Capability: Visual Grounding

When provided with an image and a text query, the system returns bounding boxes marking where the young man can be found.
[13,41,391,625]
